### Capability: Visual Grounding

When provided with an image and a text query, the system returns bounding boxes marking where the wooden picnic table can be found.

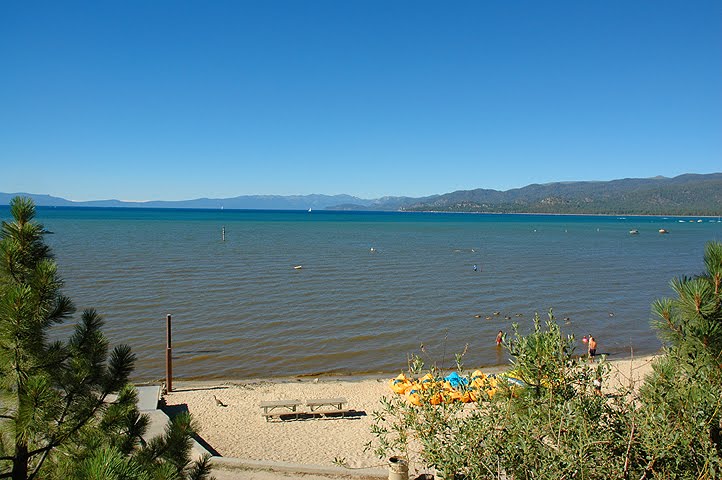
[259,399,303,415]
[260,397,352,422]
[305,397,347,412]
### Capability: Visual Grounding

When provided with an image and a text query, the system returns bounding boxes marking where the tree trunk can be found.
[12,443,28,480]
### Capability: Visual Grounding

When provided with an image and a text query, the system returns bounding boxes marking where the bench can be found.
[260,397,353,421]
[259,399,303,421]
[305,397,347,412]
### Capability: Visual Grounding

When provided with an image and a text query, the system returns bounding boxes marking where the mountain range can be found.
[2,173,721,215]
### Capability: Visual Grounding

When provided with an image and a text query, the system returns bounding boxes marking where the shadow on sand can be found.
[167,385,230,393]
[161,403,221,457]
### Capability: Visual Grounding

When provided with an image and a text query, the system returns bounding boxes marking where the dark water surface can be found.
[6,207,721,381]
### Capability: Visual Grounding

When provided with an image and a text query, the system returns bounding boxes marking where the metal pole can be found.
[166,314,173,393]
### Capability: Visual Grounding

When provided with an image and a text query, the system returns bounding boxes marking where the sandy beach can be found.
[163,354,658,474]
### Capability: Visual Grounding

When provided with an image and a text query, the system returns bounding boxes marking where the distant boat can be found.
[293,265,303,270]
[659,229,669,234]
[308,208,312,213]
[629,229,639,235]
[697,219,703,223]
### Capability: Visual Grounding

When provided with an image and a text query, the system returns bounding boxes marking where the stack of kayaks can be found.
[388,370,526,405]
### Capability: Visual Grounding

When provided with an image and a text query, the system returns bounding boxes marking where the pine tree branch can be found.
[27,392,110,480]
[638,456,656,480]
[34,353,71,372]
[29,347,124,480]
[623,418,636,479]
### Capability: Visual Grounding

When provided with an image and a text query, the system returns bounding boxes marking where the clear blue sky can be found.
[1,1,720,201]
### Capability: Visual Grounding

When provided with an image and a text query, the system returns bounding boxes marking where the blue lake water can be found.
[4,206,721,381]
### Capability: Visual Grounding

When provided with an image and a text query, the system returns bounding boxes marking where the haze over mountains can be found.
[2,173,721,216]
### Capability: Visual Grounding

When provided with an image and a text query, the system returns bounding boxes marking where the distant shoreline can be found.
[7,204,720,219]
[403,209,722,218]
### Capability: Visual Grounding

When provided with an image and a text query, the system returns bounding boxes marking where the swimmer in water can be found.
[588,336,598,360]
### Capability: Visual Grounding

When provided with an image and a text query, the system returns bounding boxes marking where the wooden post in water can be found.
[165,314,173,393]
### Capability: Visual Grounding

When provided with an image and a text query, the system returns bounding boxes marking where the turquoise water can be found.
[4,206,721,381]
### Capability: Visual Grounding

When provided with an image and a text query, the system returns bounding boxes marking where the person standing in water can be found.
[588,336,598,360]
[496,330,503,347]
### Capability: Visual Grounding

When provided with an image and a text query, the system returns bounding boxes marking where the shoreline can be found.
[162,354,659,473]
[141,347,664,385]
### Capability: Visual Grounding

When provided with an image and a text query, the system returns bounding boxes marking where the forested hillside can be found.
[391,173,722,215]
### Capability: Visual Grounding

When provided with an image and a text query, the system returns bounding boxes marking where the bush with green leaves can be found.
[370,312,625,479]
[0,197,213,480]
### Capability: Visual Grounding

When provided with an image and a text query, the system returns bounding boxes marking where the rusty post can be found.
[166,314,173,393]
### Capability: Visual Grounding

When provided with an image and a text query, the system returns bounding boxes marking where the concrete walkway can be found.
[210,458,386,480]
[136,385,214,463]
[211,468,385,480]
